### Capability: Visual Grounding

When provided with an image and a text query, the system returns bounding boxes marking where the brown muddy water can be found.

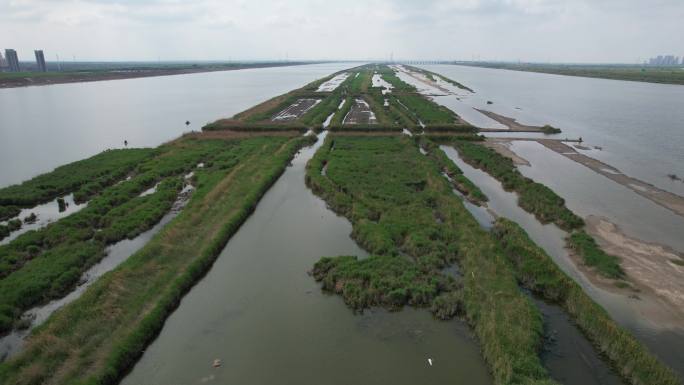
[442,145,684,380]
[120,133,491,385]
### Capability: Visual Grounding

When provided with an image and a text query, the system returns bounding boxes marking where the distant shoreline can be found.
[0,62,321,89]
[454,62,684,85]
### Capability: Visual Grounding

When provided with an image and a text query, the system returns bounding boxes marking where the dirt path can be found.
[475,109,553,133]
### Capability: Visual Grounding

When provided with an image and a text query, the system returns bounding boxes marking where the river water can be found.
[442,145,684,379]
[418,64,684,197]
[0,63,354,188]
[121,133,491,385]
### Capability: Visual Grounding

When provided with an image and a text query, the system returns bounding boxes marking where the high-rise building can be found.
[647,54,682,66]
[5,49,20,72]
[34,50,47,72]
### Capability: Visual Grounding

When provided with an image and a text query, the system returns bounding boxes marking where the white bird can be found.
[428,358,433,366]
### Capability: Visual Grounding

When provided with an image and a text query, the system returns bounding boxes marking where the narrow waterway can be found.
[0,185,193,361]
[441,145,684,378]
[441,148,625,384]
[121,134,492,385]
[0,193,86,245]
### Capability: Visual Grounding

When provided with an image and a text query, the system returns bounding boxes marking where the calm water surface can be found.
[121,133,491,385]
[0,63,353,187]
[442,145,684,379]
[420,64,684,197]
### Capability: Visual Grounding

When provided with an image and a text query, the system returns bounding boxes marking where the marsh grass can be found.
[306,135,556,385]
[451,141,584,230]
[0,135,312,385]
[567,230,624,279]
[493,218,680,385]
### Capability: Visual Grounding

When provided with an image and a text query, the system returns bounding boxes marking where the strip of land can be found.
[457,62,684,85]
[1,64,680,385]
[0,62,318,89]
[307,134,680,385]
[475,109,561,133]
[585,215,684,324]
[0,133,310,384]
[509,138,684,218]
[480,136,684,327]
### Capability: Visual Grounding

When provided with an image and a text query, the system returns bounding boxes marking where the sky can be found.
[1,0,683,63]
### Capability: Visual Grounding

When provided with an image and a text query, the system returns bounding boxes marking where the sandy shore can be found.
[483,138,530,166]
[487,137,684,219]
[585,215,684,327]
[392,65,453,95]
[487,137,684,327]
[475,109,555,133]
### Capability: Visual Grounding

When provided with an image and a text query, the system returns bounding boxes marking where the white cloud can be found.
[1,0,682,62]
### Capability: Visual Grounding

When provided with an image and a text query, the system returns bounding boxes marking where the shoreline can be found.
[485,136,684,328]
[584,215,684,329]
[485,137,684,219]
[0,62,318,89]
[537,139,684,218]
[455,63,684,86]
[475,109,559,133]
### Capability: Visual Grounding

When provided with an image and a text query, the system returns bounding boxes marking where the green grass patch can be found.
[462,63,684,86]
[493,218,680,385]
[0,135,312,385]
[416,137,487,205]
[452,141,584,230]
[306,135,556,385]
[0,149,155,207]
[567,230,624,279]
[0,137,277,333]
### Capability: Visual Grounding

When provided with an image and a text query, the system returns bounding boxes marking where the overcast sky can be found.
[1,0,682,63]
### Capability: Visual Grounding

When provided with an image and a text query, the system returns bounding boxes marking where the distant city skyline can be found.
[1,0,683,63]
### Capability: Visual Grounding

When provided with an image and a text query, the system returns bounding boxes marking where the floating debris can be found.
[212,358,221,368]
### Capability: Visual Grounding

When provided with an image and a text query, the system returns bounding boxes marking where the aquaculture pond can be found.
[121,133,491,385]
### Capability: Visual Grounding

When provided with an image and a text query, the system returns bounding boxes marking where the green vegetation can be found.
[451,141,584,230]
[0,137,283,333]
[0,206,21,222]
[208,64,472,133]
[493,218,680,385]
[405,65,474,92]
[0,135,311,385]
[306,135,556,385]
[300,94,343,127]
[378,67,463,127]
[416,136,487,205]
[312,254,454,310]
[0,219,22,241]
[0,62,317,88]
[541,124,562,134]
[567,230,624,279]
[0,149,155,207]
[348,70,372,94]
[461,62,684,85]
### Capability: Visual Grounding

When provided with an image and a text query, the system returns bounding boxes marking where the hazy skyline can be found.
[1,0,683,63]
